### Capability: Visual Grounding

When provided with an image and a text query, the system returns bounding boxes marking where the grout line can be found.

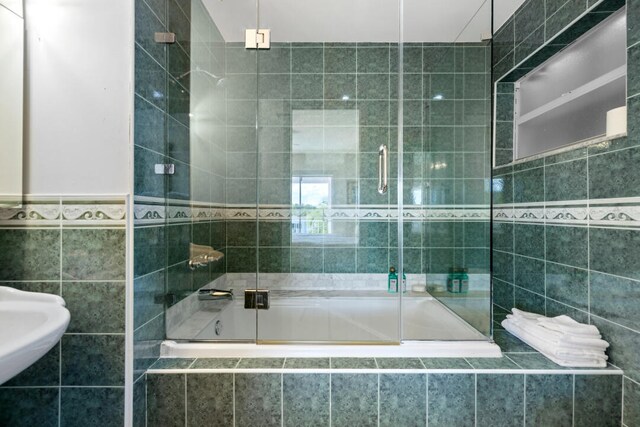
[523,374,526,427]
[572,374,576,427]
[184,374,188,427]
[377,373,380,427]
[329,371,332,427]
[426,373,429,427]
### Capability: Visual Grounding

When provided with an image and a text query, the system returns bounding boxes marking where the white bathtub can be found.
[164,291,502,358]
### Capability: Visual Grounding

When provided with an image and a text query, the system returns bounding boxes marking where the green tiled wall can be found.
[145,362,623,426]
[0,199,127,426]
[492,0,640,422]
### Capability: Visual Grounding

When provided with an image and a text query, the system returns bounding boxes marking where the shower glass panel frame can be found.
[163,0,494,345]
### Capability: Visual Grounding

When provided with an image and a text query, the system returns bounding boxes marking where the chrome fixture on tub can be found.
[188,243,224,270]
[198,288,234,301]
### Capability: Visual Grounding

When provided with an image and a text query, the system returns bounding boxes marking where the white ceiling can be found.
[202,0,527,43]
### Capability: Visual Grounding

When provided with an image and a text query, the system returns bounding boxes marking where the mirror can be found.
[0,0,24,206]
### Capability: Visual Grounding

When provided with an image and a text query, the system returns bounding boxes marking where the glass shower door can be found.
[401,0,493,340]
[255,0,402,343]
[163,0,259,341]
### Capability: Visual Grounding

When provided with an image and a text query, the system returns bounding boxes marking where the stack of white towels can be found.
[502,308,609,367]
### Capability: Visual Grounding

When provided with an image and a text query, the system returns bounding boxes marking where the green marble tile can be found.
[514,224,544,259]
[420,358,472,369]
[477,374,525,426]
[494,330,535,353]
[60,387,124,427]
[236,358,285,369]
[61,335,125,386]
[467,357,520,369]
[545,225,588,269]
[331,358,377,369]
[283,374,330,427]
[589,148,640,200]
[591,317,640,383]
[291,74,323,99]
[187,373,234,426]
[375,358,424,369]
[147,374,185,427]
[428,374,475,427]
[323,248,356,273]
[190,358,240,369]
[546,262,588,311]
[133,376,145,427]
[0,229,60,281]
[506,353,566,370]
[235,374,281,427]
[331,374,378,427]
[259,46,290,73]
[574,375,622,427]
[380,374,426,426]
[525,374,573,426]
[324,47,356,73]
[0,388,59,427]
[284,358,330,369]
[624,377,640,426]
[63,282,125,333]
[423,45,455,73]
[515,286,546,314]
[258,247,290,273]
[150,358,194,369]
[514,256,545,295]
[590,227,640,281]
[513,167,544,203]
[545,158,588,202]
[292,47,323,73]
[357,74,389,100]
[61,228,126,281]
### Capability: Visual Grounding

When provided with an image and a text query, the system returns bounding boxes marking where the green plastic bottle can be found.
[388,266,398,293]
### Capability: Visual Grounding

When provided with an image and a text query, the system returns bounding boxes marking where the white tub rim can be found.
[161,339,503,358]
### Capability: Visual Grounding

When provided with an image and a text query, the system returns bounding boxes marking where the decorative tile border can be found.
[0,196,127,227]
[494,198,640,228]
[133,198,491,225]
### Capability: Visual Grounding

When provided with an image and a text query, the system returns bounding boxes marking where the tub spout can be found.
[198,288,234,301]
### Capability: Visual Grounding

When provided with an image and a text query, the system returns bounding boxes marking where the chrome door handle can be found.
[378,144,388,195]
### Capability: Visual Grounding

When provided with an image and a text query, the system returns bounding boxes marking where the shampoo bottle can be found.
[388,267,398,293]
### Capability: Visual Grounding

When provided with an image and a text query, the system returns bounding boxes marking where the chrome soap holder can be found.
[188,243,224,270]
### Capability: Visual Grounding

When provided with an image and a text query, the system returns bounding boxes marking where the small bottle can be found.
[459,268,469,293]
[447,268,461,293]
[401,270,407,293]
[388,266,398,293]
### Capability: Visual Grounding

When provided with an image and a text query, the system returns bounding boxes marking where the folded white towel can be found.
[510,308,602,337]
[537,316,601,337]
[506,315,608,349]
[502,319,607,368]
[504,320,608,363]
[512,308,545,320]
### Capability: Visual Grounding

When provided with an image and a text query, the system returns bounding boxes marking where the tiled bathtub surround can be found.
[492,0,640,422]
[144,353,623,427]
[0,197,127,426]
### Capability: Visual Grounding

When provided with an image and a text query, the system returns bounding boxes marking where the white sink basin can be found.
[0,286,70,385]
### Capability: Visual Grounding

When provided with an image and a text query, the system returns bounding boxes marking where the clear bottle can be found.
[388,266,398,293]
[401,270,407,293]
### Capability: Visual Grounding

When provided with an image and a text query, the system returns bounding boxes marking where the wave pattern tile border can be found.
[494,198,640,228]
